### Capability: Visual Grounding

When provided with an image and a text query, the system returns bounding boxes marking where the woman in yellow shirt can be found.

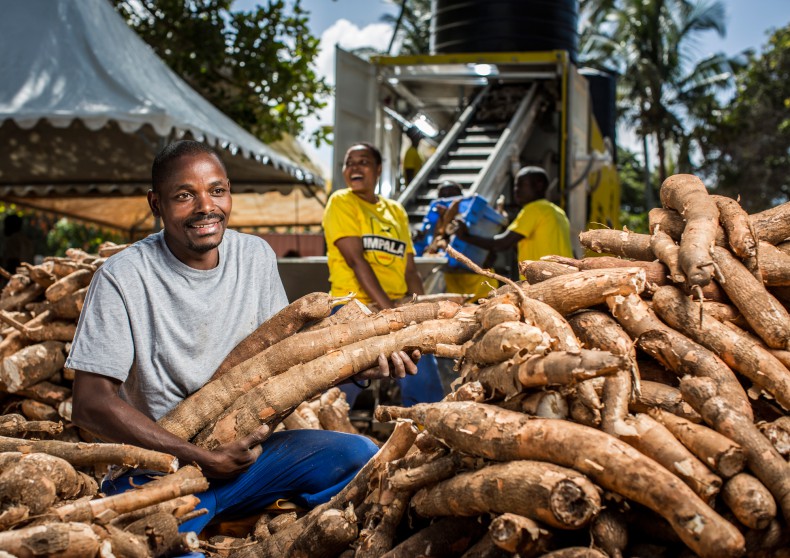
[323,143,444,406]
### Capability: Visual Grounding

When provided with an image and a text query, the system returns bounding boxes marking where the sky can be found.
[236,0,790,180]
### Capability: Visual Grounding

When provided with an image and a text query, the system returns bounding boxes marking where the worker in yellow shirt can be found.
[454,166,573,273]
[402,131,424,185]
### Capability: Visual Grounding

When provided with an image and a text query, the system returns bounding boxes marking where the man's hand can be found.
[72,371,274,481]
[353,349,421,383]
[200,424,272,479]
[448,218,468,239]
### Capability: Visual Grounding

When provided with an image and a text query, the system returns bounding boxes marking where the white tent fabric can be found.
[0,0,323,197]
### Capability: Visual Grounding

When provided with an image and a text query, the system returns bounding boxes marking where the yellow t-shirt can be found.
[507,198,573,264]
[403,146,423,175]
[323,189,415,304]
[444,271,498,301]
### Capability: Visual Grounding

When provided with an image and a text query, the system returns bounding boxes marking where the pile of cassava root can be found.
[1,172,790,557]
[0,244,206,556]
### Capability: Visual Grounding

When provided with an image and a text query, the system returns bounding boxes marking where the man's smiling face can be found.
[147,152,232,269]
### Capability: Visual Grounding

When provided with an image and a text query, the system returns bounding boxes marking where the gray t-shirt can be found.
[66,229,288,421]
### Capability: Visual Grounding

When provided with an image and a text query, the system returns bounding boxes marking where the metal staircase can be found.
[397,83,543,228]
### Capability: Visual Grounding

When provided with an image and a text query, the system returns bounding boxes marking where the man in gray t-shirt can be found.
[67,227,287,422]
[68,141,419,537]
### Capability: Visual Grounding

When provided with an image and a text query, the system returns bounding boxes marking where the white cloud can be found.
[299,19,393,180]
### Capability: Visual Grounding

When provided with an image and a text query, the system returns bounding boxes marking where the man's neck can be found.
[163,233,220,270]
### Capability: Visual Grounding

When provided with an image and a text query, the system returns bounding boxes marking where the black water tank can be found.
[431,0,579,62]
[579,68,618,153]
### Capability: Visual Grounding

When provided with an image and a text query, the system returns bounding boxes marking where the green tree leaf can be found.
[113,0,331,144]
[579,0,737,207]
[694,25,790,212]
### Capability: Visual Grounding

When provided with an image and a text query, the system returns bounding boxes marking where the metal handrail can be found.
[396,84,491,207]
[468,83,542,202]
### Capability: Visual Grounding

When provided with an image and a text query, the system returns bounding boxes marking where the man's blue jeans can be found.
[340,353,445,408]
[102,429,378,546]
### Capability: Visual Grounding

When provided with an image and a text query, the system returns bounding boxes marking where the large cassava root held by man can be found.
[159,300,461,440]
[194,316,479,448]
[375,401,745,558]
[210,292,342,379]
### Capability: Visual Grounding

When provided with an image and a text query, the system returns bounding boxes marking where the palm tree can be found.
[579,0,736,207]
[381,0,431,55]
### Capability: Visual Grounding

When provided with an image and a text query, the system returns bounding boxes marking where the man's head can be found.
[437,180,463,199]
[407,128,421,148]
[513,166,549,207]
[151,141,227,194]
[147,140,232,269]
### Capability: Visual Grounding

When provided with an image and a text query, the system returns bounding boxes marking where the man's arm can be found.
[334,236,396,310]
[454,221,524,251]
[71,371,270,479]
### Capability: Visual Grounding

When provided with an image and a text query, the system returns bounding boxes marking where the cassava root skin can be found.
[680,376,790,524]
[647,407,745,478]
[53,465,208,523]
[659,174,720,288]
[1,340,65,392]
[0,436,178,472]
[210,292,338,379]
[410,460,601,530]
[488,513,552,555]
[496,268,647,316]
[608,293,753,420]
[375,401,744,558]
[578,229,654,261]
[652,285,790,410]
[567,311,635,436]
[721,473,777,530]
[380,516,485,558]
[616,413,722,504]
[712,246,790,350]
[470,350,628,401]
[0,522,100,557]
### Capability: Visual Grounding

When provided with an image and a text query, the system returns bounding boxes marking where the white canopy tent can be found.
[0,0,326,237]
